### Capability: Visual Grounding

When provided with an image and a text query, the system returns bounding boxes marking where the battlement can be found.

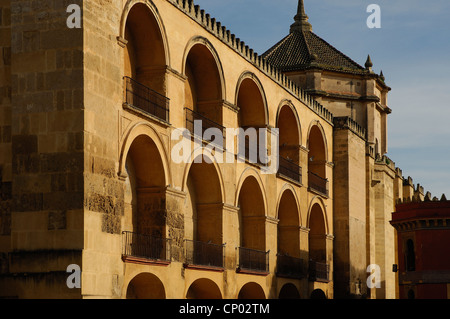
[169,0,334,124]
[403,176,414,187]
[375,154,396,171]
[396,174,448,205]
[333,116,366,140]
[396,193,448,205]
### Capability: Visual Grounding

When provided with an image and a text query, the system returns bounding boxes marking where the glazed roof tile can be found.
[262,30,367,75]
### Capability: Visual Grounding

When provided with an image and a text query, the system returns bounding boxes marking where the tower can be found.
[263,0,391,157]
[263,0,399,298]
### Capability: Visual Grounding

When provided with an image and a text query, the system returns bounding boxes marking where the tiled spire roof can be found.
[263,0,367,75]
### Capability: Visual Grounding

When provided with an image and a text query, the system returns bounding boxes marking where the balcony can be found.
[185,108,226,148]
[278,157,302,184]
[184,239,225,271]
[123,76,170,123]
[236,134,268,166]
[122,231,171,265]
[308,260,330,282]
[236,247,270,275]
[276,254,306,279]
[308,171,329,197]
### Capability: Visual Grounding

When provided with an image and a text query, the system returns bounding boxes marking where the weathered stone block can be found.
[12,134,37,154]
[1,125,11,143]
[48,211,66,230]
[40,29,82,50]
[101,212,120,234]
[12,153,40,174]
[43,191,83,211]
[50,173,66,192]
[12,192,43,212]
[2,47,10,66]
[67,132,83,152]
[40,152,83,174]
[45,69,83,91]
[84,193,122,216]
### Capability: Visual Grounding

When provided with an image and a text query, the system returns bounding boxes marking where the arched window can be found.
[236,75,268,164]
[276,190,303,279]
[308,203,329,282]
[186,279,222,299]
[126,273,166,299]
[238,282,266,299]
[123,3,169,122]
[307,124,328,196]
[236,176,268,273]
[277,104,301,183]
[122,134,168,262]
[184,156,224,268]
[184,42,225,140]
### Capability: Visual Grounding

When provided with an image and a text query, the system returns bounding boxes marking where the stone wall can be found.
[0,0,352,299]
[0,0,85,298]
[0,0,12,242]
[333,117,368,298]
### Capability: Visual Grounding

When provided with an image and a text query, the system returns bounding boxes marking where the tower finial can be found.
[290,0,312,33]
[365,54,373,72]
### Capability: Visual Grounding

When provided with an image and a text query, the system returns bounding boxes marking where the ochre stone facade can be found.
[0,0,429,299]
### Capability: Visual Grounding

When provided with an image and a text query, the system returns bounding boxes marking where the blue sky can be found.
[194,0,450,198]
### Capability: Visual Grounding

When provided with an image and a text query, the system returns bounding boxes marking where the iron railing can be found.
[276,254,305,279]
[308,260,329,282]
[185,108,226,148]
[237,135,267,165]
[278,157,302,184]
[122,231,171,262]
[308,171,329,196]
[237,247,270,273]
[184,239,225,269]
[124,76,170,123]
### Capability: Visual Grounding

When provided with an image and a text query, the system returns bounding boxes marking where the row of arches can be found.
[119,2,332,299]
[122,1,329,185]
[122,124,329,274]
[126,273,326,299]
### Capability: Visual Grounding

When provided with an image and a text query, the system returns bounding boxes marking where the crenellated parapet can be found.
[168,0,334,124]
[375,154,396,171]
[396,174,447,205]
[403,176,414,187]
[333,116,366,140]
[397,193,448,205]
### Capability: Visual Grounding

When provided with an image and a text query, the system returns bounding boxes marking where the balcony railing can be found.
[308,171,329,197]
[184,239,225,269]
[308,260,329,282]
[185,108,226,148]
[237,247,269,274]
[278,157,302,184]
[122,231,171,262]
[276,254,305,279]
[237,134,268,166]
[124,76,170,123]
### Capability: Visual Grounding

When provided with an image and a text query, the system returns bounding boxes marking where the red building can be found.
[391,196,450,299]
